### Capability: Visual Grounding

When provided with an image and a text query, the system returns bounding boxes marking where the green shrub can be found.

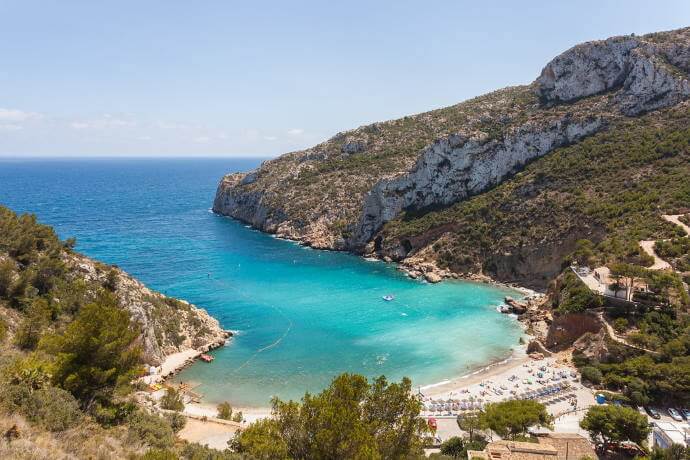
[92,400,137,426]
[232,373,428,459]
[0,259,14,298]
[217,401,232,420]
[160,387,184,412]
[440,436,465,459]
[480,400,552,439]
[25,386,81,431]
[612,318,629,333]
[0,382,31,414]
[140,449,179,460]
[580,366,603,385]
[40,292,141,404]
[165,411,186,433]
[127,410,175,449]
[181,442,244,459]
[14,298,51,349]
[580,405,650,447]
[0,317,6,343]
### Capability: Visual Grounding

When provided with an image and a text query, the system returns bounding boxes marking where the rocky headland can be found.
[67,253,230,367]
[213,27,690,288]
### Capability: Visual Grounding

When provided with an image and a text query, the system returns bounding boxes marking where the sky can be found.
[0,1,689,157]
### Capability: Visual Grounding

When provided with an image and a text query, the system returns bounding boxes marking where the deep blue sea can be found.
[0,158,523,407]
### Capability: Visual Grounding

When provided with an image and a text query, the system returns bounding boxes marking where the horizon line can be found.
[0,154,276,160]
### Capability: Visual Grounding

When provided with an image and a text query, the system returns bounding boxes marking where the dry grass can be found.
[0,412,144,460]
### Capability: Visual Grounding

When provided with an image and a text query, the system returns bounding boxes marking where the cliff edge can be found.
[213,27,690,287]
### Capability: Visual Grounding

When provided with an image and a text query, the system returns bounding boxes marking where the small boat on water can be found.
[200,354,214,363]
[382,294,395,301]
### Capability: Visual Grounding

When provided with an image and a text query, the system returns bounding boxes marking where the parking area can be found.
[636,406,690,447]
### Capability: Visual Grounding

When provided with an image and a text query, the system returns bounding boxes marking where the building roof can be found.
[468,440,558,460]
[654,422,689,447]
[537,433,597,460]
[469,434,596,460]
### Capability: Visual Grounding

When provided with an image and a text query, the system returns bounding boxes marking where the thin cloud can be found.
[287,128,304,136]
[0,108,41,122]
[70,114,135,130]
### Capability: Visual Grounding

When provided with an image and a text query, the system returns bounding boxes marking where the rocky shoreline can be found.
[67,252,232,368]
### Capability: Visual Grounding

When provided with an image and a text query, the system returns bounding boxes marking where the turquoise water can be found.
[0,158,523,407]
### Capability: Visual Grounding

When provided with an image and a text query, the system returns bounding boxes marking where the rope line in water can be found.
[207,272,293,372]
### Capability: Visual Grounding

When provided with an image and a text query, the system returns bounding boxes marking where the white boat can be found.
[382,294,395,301]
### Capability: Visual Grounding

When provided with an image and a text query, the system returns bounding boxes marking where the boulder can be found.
[424,272,442,283]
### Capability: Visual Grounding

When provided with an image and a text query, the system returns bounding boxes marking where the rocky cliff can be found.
[67,253,229,366]
[213,27,690,286]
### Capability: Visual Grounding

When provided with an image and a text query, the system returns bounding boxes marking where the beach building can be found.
[467,434,596,460]
[653,421,689,449]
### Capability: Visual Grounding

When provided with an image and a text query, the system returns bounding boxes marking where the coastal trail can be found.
[638,240,672,270]
[637,214,689,271]
[663,214,690,236]
[595,311,659,355]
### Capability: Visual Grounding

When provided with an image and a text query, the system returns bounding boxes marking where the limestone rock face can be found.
[535,37,639,103]
[352,114,603,246]
[213,172,278,231]
[536,30,690,115]
[573,329,610,362]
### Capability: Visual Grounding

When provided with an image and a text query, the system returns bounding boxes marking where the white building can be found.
[653,421,689,449]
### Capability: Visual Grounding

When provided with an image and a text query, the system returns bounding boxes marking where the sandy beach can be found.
[142,348,206,385]
[419,349,595,439]
[421,346,531,399]
[161,338,596,449]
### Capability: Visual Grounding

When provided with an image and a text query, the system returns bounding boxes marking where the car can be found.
[681,408,690,420]
[668,408,683,422]
[645,407,661,419]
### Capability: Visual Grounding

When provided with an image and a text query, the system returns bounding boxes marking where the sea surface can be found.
[0,158,523,407]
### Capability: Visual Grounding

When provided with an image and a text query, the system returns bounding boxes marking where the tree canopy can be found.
[456,411,486,442]
[480,400,552,439]
[231,373,429,460]
[579,405,650,448]
[40,291,141,406]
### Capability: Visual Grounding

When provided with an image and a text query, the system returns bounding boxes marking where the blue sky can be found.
[0,1,688,157]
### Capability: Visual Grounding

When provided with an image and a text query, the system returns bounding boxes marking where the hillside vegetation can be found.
[380,101,690,286]
[0,206,233,459]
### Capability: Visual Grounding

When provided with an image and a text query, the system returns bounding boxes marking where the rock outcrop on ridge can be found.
[213,27,690,286]
[67,253,229,366]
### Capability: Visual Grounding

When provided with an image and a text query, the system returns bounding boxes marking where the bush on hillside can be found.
[127,410,175,449]
[580,366,603,385]
[165,411,186,433]
[612,318,629,333]
[160,387,184,412]
[40,291,141,405]
[25,386,82,431]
